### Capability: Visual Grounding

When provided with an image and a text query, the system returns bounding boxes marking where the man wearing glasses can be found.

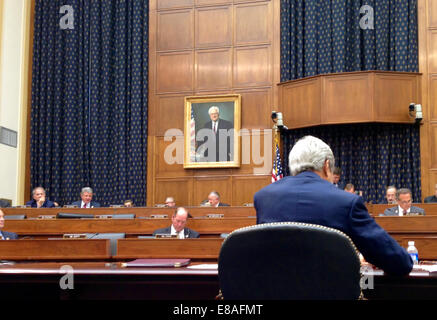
[383,188,425,216]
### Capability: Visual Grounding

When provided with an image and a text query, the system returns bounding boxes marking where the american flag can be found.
[190,107,196,161]
[272,142,283,183]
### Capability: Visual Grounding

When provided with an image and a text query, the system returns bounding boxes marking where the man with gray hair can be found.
[71,187,101,208]
[254,135,412,276]
[207,191,229,207]
[26,187,56,208]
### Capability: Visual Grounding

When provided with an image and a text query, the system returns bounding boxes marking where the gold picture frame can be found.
[184,94,241,168]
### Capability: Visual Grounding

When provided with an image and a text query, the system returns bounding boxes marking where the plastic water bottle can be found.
[407,241,419,265]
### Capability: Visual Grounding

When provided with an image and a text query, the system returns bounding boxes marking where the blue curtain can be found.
[280,0,420,202]
[281,0,418,81]
[31,0,91,206]
[282,124,421,203]
[88,1,148,207]
[31,0,148,206]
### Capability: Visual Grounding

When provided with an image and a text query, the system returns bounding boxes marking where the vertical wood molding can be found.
[19,0,33,204]
[418,0,431,200]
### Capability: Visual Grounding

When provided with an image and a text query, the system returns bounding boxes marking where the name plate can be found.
[63,234,87,239]
[151,214,168,219]
[206,214,224,218]
[37,215,56,219]
[63,205,78,208]
[95,215,112,219]
[155,234,177,239]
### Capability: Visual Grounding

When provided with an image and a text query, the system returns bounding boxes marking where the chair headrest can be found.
[218,222,361,300]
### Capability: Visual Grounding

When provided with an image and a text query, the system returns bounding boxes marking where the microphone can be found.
[19,236,34,240]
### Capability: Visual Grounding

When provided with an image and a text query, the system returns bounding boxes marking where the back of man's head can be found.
[288,136,335,176]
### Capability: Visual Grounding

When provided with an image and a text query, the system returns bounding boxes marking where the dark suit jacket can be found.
[254,171,413,276]
[218,202,230,207]
[25,199,56,208]
[1,230,18,240]
[424,195,437,203]
[152,226,200,238]
[199,118,233,161]
[71,200,101,208]
[383,206,425,216]
[0,199,10,208]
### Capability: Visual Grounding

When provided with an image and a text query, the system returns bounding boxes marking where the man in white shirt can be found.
[152,207,199,238]
[383,188,425,216]
[71,187,101,208]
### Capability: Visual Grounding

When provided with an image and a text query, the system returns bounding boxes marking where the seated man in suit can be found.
[26,187,55,208]
[152,207,199,239]
[71,187,101,208]
[383,188,425,216]
[164,197,176,208]
[0,210,18,240]
[0,199,10,208]
[208,191,229,207]
[254,135,412,276]
[424,184,437,203]
[123,200,133,207]
[332,167,345,190]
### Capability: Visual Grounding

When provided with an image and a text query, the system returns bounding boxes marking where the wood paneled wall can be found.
[418,0,437,200]
[147,0,280,206]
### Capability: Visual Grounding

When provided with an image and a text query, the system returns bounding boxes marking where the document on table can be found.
[186,264,218,270]
[413,264,437,273]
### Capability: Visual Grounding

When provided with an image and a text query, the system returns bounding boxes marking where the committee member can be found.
[198,106,233,162]
[0,199,10,208]
[208,191,229,207]
[254,135,412,276]
[164,197,176,208]
[152,207,199,239]
[71,187,101,208]
[380,185,397,204]
[25,187,55,208]
[0,210,18,240]
[383,188,425,216]
[424,184,437,203]
[123,200,134,207]
[332,167,345,190]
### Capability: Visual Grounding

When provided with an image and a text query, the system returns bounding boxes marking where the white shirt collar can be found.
[398,206,409,216]
[81,201,91,208]
[171,225,185,239]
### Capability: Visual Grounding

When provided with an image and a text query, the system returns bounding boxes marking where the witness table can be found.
[0,261,436,300]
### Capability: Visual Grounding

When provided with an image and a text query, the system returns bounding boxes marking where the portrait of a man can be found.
[184,95,241,168]
[197,105,234,162]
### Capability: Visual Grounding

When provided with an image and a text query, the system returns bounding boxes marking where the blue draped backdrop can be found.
[280,0,420,202]
[31,0,148,206]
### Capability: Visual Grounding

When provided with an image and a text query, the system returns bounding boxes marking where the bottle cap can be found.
[408,241,415,246]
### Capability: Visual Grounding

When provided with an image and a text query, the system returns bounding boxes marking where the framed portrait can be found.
[184,94,241,168]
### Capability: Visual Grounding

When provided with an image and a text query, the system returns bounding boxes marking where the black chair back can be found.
[218,222,361,300]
